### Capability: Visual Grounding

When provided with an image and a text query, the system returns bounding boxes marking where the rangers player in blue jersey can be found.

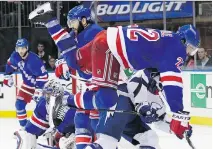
[4,38,48,128]
[52,5,103,149]
[14,80,78,149]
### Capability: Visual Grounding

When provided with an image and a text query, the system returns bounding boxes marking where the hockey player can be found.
[14,80,77,149]
[53,5,103,149]
[3,38,48,127]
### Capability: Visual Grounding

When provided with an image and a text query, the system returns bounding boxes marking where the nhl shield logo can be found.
[113,72,118,79]
[97,69,101,75]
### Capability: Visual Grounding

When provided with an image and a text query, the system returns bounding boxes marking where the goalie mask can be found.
[43,79,64,102]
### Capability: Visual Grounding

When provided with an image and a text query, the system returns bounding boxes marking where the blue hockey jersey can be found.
[5,51,48,88]
[107,26,187,112]
[25,91,76,136]
[46,18,103,79]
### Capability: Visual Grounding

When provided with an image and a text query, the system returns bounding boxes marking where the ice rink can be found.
[0,118,212,149]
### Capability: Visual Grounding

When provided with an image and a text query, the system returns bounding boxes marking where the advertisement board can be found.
[0,72,212,126]
[83,1,193,22]
[191,74,212,109]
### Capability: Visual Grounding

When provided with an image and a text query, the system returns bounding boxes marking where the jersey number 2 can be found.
[127,28,160,41]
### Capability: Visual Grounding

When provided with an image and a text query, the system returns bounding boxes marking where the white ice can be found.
[0,118,212,149]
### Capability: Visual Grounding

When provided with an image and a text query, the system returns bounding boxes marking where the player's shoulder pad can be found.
[64,90,74,97]
[12,51,21,59]
[28,52,42,62]
[36,96,46,106]
[86,24,103,36]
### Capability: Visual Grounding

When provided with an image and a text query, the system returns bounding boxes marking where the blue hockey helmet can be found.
[67,5,91,22]
[15,38,29,57]
[176,25,200,55]
[16,38,29,49]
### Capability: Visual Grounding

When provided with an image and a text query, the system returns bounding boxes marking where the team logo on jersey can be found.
[175,57,184,71]
[18,61,25,70]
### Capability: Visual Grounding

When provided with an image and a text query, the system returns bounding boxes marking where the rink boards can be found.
[0,71,212,126]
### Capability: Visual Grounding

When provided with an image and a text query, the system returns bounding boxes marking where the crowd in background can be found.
[0,1,212,72]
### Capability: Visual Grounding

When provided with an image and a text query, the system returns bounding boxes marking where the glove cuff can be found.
[172,111,190,122]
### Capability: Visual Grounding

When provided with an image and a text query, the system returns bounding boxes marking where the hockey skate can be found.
[28,2,56,25]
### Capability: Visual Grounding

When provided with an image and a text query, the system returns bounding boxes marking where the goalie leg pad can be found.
[133,130,160,149]
[14,130,36,149]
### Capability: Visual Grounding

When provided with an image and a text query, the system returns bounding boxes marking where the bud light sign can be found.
[84,1,193,22]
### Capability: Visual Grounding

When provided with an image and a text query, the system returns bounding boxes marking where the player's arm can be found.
[45,19,80,70]
[29,3,80,70]
[5,51,18,74]
[159,58,191,139]
[3,51,18,87]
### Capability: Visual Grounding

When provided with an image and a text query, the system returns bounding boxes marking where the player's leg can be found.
[74,110,93,149]
[85,31,123,149]
[122,115,160,149]
[16,83,35,127]
[85,84,133,149]
[89,110,99,141]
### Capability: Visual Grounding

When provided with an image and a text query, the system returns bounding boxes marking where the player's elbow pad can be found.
[63,49,81,70]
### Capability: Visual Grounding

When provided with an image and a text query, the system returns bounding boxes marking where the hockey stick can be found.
[68,104,141,116]
[155,84,196,149]
[14,84,34,96]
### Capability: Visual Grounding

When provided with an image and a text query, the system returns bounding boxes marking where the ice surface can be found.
[0,118,211,149]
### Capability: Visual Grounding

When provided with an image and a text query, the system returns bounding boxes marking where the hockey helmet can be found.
[43,79,64,101]
[15,38,29,57]
[176,24,200,55]
[67,5,91,21]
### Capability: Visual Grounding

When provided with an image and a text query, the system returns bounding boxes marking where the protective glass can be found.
[186,42,199,56]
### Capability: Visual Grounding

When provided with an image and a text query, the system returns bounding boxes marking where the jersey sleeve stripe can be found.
[116,27,130,69]
[160,71,182,77]
[75,135,92,144]
[30,113,49,130]
[160,76,183,83]
[52,29,69,43]
[107,27,126,69]
[161,81,183,88]
[117,26,133,69]
[160,71,183,87]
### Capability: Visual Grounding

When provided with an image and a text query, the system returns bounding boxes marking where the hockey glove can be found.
[28,2,56,25]
[55,59,71,81]
[3,74,14,87]
[135,101,159,123]
[32,88,43,103]
[59,133,75,149]
[170,111,191,139]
